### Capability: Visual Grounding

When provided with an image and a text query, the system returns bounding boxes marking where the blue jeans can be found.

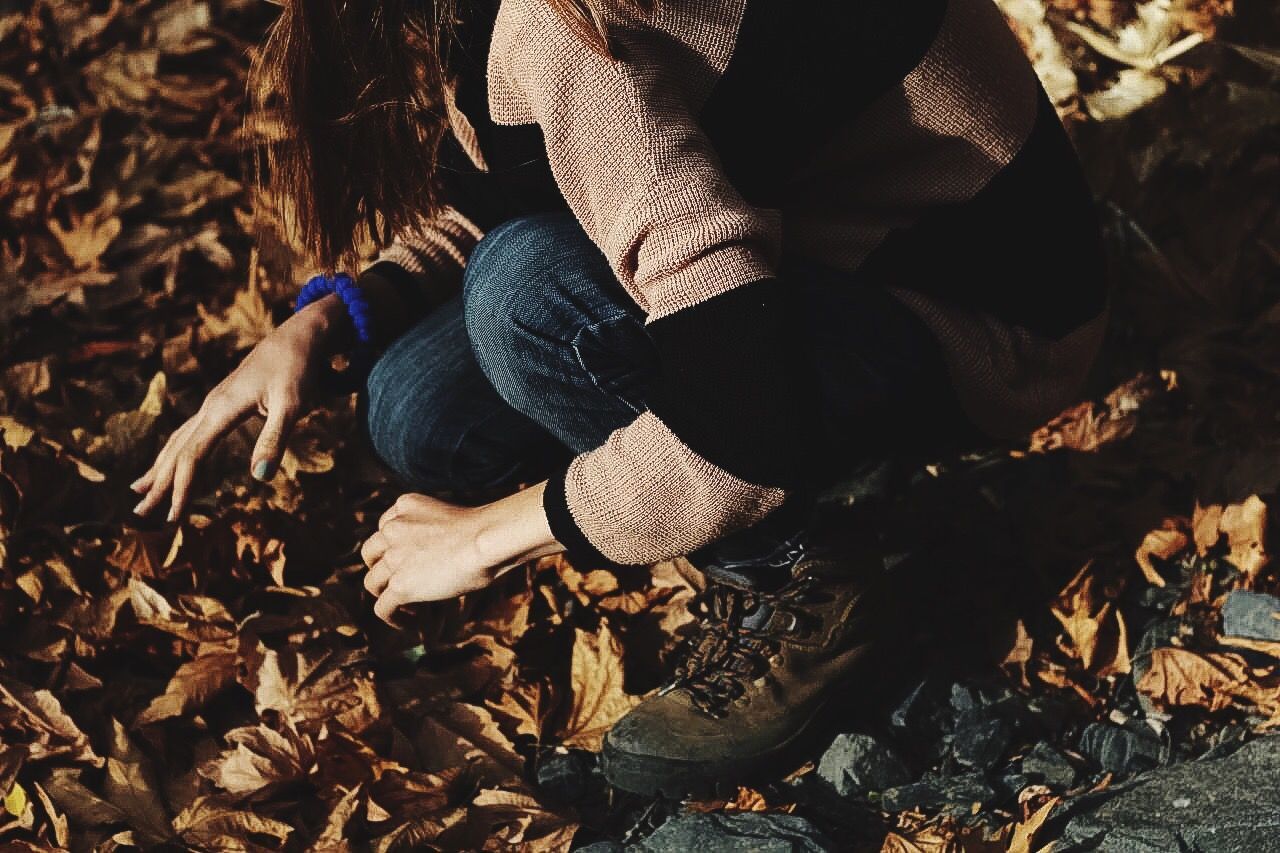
[362,213,974,562]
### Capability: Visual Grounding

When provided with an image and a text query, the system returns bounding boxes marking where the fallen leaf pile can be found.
[1,0,1278,850]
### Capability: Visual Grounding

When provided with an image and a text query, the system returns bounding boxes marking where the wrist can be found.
[471,482,562,573]
[294,292,354,348]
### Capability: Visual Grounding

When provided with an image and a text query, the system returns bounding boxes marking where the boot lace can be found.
[663,574,825,718]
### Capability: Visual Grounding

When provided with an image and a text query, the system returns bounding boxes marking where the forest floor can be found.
[1,0,1279,850]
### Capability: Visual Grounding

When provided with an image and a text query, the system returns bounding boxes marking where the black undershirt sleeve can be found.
[642,277,821,491]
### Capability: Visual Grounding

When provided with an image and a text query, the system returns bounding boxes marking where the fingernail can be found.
[167,505,178,522]
[252,460,272,481]
[129,479,143,492]
[133,500,147,516]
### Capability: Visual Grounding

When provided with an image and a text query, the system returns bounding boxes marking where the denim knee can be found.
[362,307,534,495]
[460,213,659,453]
[463,214,609,413]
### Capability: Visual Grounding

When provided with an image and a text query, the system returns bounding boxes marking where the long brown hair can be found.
[248,0,634,272]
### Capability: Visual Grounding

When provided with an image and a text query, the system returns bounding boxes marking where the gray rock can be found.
[994,772,1033,800]
[1020,742,1078,790]
[633,813,832,853]
[535,748,596,804]
[952,717,1013,772]
[1221,589,1280,642]
[890,680,951,737]
[949,683,982,717]
[1077,723,1163,777]
[880,773,995,813]
[1133,617,1183,664]
[1060,734,1280,852]
[817,733,912,797]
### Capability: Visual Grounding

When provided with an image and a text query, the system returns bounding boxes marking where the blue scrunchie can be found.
[294,272,375,393]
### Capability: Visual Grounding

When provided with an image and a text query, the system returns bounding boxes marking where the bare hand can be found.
[360,485,561,626]
[130,296,343,520]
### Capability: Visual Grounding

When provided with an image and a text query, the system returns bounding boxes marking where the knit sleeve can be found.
[489,0,818,566]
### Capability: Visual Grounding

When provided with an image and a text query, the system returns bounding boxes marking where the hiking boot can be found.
[600,528,897,798]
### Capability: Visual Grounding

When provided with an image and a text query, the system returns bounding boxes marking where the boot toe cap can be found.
[604,691,748,761]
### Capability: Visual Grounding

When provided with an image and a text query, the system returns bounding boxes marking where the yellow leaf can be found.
[0,416,35,449]
[4,782,27,818]
[1221,496,1269,582]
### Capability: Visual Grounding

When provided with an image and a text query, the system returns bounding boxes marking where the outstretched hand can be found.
[130,295,345,520]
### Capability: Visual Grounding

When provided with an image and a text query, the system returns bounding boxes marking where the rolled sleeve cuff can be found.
[542,466,634,570]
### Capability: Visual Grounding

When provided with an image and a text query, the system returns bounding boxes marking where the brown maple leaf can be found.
[241,644,382,735]
[557,621,642,752]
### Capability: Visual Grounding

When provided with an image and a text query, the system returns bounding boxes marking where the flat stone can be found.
[880,773,995,813]
[817,733,912,797]
[1060,735,1280,851]
[633,813,832,852]
[1221,590,1280,642]
[1077,723,1163,777]
[952,717,1013,772]
[1020,742,1078,790]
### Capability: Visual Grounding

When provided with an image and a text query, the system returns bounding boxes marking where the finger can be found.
[364,560,392,596]
[379,503,403,528]
[360,531,389,569]
[167,451,199,522]
[374,588,406,627]
[169,407,243,520]
[133,465,174,517]
[133,420,197,516]
[132,421,190,496]
[250,394,298,481]
[130,469,155,493]
[381,493,429,527]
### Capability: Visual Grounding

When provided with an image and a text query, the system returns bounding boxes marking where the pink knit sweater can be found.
[377,0,1108,567]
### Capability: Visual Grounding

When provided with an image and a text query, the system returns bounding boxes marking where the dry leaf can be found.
[313,785,364,852]
[0,677,100,765]
[1028,374,1163,454]
[243,645,381,735]
[1137,647,1280,719]
[199,722,316,798]
[1136,518,1190,588]
[103,719,171,846]
[136,643,238,726]
[414,701,525,786]
[173,796,295,849]
[1050,562,1131,677]
[197,279,275,351]
[558,622,642,751]
[1007,797,1058,853]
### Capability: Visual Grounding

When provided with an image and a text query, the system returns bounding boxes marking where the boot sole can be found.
[600,698,831,800]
